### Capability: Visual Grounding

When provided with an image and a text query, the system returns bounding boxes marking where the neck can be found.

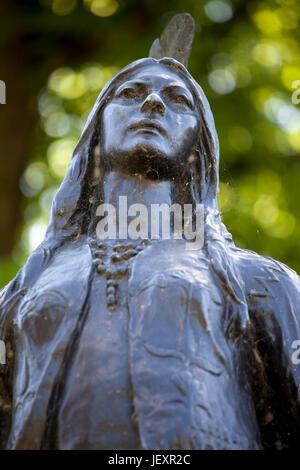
[90,170,196,241]
[103,171,191,208]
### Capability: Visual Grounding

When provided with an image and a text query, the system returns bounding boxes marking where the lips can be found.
[128,120,167,137]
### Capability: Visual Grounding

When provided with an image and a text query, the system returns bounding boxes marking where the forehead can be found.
[119,64,193,91]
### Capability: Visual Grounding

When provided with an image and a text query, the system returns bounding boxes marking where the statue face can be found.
[101,63,200,179]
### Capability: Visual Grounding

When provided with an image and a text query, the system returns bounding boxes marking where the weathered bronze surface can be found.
[0,14,299,449]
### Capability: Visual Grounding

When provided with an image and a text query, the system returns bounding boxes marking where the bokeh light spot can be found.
[23,219,48,252]
[281,65,300,91]
[48,68,87,99]
[87,0,119,17]
[52,0,77,15]
[264,94,300,134]
[44,112,71,138]
[81,66,106,90]
[253,10,282,35]
[252,41,282,68]
[20,162,48,197]
[268,211,295,239]
[208,69,236,94]
[38,91,64,117]
[253,195,279,228]
[47,138,77,178]
[204,1,233,23]
[288,132,300,152]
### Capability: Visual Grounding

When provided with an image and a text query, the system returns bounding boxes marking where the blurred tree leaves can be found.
[1,0,300,287]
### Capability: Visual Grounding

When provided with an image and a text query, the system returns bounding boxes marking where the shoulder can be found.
[231,245,300,298]
[0,238,92,331]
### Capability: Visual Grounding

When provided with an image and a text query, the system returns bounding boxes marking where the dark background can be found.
[1,0,300,287]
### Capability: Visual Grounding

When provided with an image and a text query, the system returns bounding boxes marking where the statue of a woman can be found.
[0,15,299,450]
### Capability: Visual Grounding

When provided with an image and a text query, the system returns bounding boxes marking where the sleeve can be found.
[246,259,300,449]
[0,278,27,449]
[0,284,14,449]
[0,248,57,448]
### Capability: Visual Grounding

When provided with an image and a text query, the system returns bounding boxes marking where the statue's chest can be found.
[57,240,224,449]
[87,238,220,312]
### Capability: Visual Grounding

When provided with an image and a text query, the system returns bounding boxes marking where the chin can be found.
[110,143,179,181]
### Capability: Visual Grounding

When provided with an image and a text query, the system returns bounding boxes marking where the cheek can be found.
[170,115,199,145]
[102,105,129,144]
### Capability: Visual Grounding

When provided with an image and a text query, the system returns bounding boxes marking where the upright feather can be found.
[148,13,195,67]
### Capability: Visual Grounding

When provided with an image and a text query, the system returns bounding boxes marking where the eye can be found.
[173,94,192,109]
[117,87,137,99]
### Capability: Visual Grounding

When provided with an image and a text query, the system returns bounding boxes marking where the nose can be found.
[141,92,165,116]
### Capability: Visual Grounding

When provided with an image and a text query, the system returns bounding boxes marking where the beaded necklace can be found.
[89,238,151,309]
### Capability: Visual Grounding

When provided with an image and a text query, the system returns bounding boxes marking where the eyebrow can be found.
[116,81,194,102]
[161,84,194,100]
[115,81,149,93]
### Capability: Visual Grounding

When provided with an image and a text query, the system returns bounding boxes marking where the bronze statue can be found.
[0,14,299,450]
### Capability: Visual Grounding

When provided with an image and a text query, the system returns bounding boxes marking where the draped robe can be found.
[0,237,299,449]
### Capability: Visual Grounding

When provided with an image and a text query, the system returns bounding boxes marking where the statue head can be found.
[101,61,200,180]
[43,56,220,243]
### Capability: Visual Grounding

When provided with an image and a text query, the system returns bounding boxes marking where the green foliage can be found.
[2,0,300,287]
